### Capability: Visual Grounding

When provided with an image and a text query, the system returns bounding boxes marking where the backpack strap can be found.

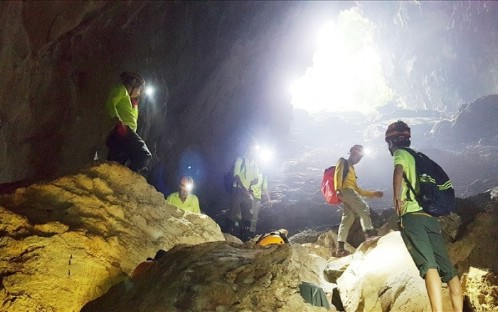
[399,148,419,203]
[340,158,349,181]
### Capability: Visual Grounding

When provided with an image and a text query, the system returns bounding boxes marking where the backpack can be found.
[401,148,455,216]
[299,281,331,308]
[223,157,246,193]
[321,158,349,205]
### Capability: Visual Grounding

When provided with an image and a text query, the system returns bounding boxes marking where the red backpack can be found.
[321,158,348,205]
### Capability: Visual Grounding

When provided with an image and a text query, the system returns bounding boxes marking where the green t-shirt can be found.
[105,84,138,132]
[166,192,201,214]
[393,148,423,215]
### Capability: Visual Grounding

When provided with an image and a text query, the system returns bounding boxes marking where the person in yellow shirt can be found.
[334,144,383,257]
[226,146,260,241]
[105,72,152,173]
[166,176,201,213]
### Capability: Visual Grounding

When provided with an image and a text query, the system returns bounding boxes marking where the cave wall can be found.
[360,1,498,112]
[1,1,498,219]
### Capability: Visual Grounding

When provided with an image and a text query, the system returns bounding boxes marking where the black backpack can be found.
[401,148,455,216]
[223,157,246,193]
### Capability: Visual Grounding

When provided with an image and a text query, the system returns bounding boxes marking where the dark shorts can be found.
[400,212,458,283]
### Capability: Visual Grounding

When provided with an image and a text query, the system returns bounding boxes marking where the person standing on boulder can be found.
[385,120,463,312]
[105,71,152,174]
[225,145,260,241]
[249,170,271,237]
[334,144,383,257]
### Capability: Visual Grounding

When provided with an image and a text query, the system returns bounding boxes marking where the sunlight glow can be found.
[290,9,393,115]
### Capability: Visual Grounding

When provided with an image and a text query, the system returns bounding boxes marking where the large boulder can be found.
[336,231,452,311]
[0,162,224,312]
[82,242,334,312]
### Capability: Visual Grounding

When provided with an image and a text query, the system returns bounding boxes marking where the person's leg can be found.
[337,201,355,244]
[429,224,463,312]
[447,276,463,312]
[250,199,262,233]
[425,268,443,312]
[341,189,374,232]
[105,130,128,165]
[226,188,243,236]
[240,194,254,241]
[401,213,443,311]
[126,130,152,173]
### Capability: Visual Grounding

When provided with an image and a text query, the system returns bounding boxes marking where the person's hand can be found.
[373,191,384,198]
[336,190,342,199]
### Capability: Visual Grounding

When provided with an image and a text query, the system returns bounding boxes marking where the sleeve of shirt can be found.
[355,186,376,198]
[105,84,125,120]
[393,149,408,168]
[334,158,345,191]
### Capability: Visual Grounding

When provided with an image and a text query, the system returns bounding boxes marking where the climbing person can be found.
[385,120,463,312]
[166,176,201,213]
[334,144,383,257]
[249,171,271,238]
[225,145,260,241]
[105,71,152,174]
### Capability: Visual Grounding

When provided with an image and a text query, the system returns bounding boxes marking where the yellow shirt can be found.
[233,156,259,190]
[250,173,268,200]
[334,158,375,198]
[393,148,423,215]
[166,192,201,213]
[105,84,138,132]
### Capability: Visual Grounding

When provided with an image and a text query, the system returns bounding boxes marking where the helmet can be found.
[120,71,145,88]
[256,231,289,247]
[349,144,364,156]
[385,120,411,142]
[180,176,194,191]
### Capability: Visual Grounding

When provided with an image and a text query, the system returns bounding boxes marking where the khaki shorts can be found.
[400,212,458,282]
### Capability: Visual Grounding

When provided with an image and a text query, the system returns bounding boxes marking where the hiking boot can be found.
[334,248,350,258]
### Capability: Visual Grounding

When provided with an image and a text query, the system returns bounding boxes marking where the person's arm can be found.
[393,164,404,216]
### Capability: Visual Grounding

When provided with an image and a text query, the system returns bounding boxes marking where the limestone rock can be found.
[447,212,498,274]
[336,231,452,312]
[0,162,224,312]
[82,242,336,312]
[463,267,498,311]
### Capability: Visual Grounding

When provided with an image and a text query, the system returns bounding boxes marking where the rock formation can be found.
[0,162,224,312]
[0,162,497,311]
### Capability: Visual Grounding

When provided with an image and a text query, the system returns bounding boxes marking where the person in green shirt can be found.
[386,120,462,312]
[105,72,151,173]
[166,176,201,213]
[334,144,384,257]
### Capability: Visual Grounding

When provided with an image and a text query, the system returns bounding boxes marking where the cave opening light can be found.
[290,10,393,115]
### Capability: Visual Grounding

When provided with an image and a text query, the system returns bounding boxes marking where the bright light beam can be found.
[145,86,155,97]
